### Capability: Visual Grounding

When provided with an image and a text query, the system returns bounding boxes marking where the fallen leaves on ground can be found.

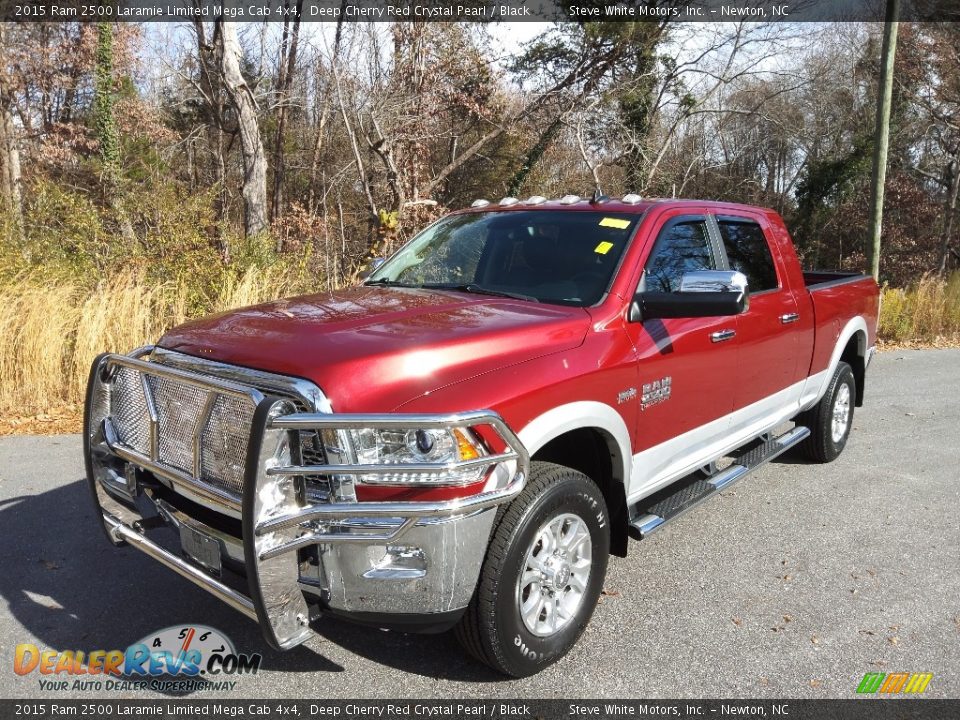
[0,407,82,436]
[878,337,960,350]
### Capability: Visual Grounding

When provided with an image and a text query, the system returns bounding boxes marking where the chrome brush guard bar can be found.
[85,350,529,651]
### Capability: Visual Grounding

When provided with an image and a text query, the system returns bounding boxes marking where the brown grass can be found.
[878,273,960,347]
[0,267,305,433]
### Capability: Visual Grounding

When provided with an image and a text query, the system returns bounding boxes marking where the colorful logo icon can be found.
[856,672,933,694]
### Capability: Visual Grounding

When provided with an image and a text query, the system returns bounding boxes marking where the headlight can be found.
[326,426,488,486]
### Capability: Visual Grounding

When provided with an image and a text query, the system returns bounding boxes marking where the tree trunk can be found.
[507,116,563,197]
[270,0,303,231]
[307,6,347,215]
[938,153,959,274]
[0,104,23,236]
[866,0,900,281]
[215,21,269,238]
[93,22,134,243]
[0,25,24,237]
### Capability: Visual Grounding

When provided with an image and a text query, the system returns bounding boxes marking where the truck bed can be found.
[802,271,879,388]
[803,270,870,290]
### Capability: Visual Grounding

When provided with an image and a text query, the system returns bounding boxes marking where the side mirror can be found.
[358,258,385,281]
[629,270,749,322]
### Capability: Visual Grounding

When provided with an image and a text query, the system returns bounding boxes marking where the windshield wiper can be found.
[420,283,540,303]
[364,278,418,287]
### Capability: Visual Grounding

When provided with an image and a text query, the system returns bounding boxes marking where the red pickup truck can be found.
[84,196,879,677]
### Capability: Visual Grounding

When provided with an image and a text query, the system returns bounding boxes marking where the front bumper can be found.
[84,351,528,650]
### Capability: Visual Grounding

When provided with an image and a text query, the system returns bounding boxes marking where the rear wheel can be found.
[797,361,856,463]
[455,462,609,677]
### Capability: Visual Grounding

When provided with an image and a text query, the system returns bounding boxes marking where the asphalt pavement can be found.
[1,349,958,699]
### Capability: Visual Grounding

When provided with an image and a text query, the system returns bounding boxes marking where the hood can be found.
[157,286,590,412]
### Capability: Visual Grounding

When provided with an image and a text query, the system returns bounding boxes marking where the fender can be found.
[517,401,632,487]
[799,315,868,410]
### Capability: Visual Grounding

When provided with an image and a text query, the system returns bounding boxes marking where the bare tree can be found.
[215,21,269,238]
[270,0,303,226]
[0,24,23,237]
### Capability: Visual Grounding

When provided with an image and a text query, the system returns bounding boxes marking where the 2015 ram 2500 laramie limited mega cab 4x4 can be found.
[85,196,879,676]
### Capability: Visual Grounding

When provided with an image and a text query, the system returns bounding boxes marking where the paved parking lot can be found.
[1,349,958,699]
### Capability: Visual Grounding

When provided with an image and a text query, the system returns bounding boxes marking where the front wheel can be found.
[455,462,609,677]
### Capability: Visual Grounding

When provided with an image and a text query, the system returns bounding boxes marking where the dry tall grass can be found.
[878,272,960,345]
[0,267,306,420]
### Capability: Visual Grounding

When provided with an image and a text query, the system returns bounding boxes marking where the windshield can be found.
[367,210,642,306]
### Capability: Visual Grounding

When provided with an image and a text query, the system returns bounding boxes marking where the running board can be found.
[629,426,810,539]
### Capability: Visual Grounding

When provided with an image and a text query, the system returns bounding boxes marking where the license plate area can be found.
[179,524,222,577]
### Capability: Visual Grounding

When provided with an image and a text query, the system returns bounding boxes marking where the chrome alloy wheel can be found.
[517,512,592,637]
[831,382,852,443]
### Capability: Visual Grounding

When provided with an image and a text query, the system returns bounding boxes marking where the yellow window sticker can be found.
[599,217,631,229]
[594,241,615,255]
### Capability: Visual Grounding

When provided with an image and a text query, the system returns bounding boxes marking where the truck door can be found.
[712,214,802,418]
[624,212,739,487]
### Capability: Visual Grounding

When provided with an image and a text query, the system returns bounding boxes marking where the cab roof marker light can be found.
[499,197,520,206]
[559,194,581,205]
[622,193,643,204]
[471,199,490,208]
[525,195,547,205]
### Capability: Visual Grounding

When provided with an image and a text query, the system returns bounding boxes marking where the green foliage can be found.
[793,134,874,257]
[93,22,120,182]
[0,178,106,281]
[507,117,564,196]
[378,209,399,230]
[0,176,235,290]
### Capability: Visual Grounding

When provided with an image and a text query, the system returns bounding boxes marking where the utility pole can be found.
[866,0,901,281]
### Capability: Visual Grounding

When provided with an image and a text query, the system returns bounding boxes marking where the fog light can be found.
[363,546,427,580]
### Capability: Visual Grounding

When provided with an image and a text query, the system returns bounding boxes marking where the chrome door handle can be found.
[779,313,800,324]
[710,329,736,343]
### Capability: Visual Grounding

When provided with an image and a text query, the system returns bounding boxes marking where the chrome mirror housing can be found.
[679,270,749,300]
[631,270,749,322]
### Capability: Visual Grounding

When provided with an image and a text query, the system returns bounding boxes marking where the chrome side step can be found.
[629,425,810,539]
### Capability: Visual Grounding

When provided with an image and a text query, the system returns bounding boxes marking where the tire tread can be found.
[796,361,854,463]
[454,461,600,675]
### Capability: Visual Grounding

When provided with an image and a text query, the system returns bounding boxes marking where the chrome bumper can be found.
[84,351,529,650]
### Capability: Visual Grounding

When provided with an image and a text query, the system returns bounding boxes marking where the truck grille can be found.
[109,366,256,498]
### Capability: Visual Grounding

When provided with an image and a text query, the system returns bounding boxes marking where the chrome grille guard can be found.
[85,349,529,651]
[89,352,265,513]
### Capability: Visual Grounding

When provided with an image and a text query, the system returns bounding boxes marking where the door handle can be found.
[710,329,736,343]
[779,312,800,324]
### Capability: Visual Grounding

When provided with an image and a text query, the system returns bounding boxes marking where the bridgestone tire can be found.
[797,361,856,463]
[454,462,609,677]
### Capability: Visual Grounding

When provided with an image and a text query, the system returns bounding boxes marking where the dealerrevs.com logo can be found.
[14,625,262,692]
